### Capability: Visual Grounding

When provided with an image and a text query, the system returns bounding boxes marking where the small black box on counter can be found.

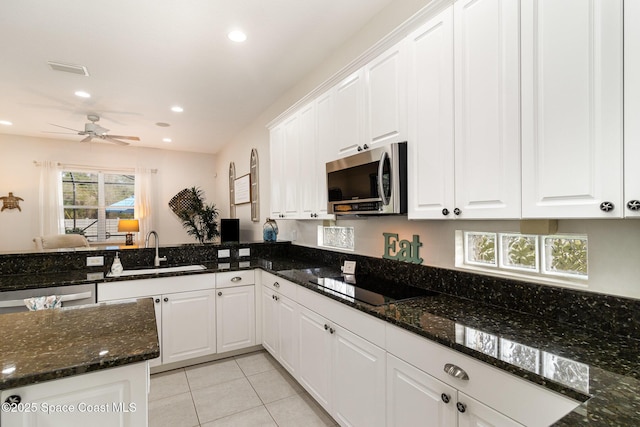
[220,218,240,243]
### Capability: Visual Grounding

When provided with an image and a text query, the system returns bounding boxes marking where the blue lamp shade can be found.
[118,219,139,245]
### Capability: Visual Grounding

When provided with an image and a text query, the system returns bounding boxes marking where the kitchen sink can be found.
[107,264,206,277]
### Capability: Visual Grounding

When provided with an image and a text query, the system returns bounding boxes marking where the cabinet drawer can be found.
[297,286,385,348]
[98,273,215,301]
[217,270,255,288]
[386,324,580,427]
[261,271,297,300]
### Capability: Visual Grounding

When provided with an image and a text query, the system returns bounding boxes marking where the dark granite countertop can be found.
[2,252,640,425]
[0,298,159,390]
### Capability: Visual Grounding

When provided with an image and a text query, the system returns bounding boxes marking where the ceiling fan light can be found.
[170,106,184,113]
[0,120,12,126]
[163,138,172,143]
[74,90,91,98]
[228,30,247,43]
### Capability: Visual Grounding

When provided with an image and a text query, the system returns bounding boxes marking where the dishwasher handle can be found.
[0,291,93,308]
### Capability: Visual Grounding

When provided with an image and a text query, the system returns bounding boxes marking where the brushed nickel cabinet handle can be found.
[231,276,242,282]
[444,363,469,381]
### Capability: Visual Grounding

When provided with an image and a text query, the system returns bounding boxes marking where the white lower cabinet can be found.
[0,362,148,427]
[262,283,300,377]
[387,354,521,427]
[157,289,217,365]
[215,285,255,353]
[297,304,386,427]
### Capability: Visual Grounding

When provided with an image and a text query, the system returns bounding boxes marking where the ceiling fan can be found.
[46,114,140,146]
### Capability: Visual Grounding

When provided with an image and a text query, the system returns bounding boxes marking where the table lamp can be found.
[118,219,139,246]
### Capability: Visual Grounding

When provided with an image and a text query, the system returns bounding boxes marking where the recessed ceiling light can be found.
[74,90,91,98]
[155,122,171,127]
[0,120,12,126]
[171,106,184,113]
[163,138,172,143]
[228,30,247,43]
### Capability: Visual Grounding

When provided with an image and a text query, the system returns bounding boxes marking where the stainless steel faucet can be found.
[145,230,167,267]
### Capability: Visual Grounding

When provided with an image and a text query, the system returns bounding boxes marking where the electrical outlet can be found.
[239,248,250,257]
[218,249,231,258]
[342,260,356,275]
[218,262,231,270]
[291,230,297,241]
[86,256,104,267]
[86,272,105,281]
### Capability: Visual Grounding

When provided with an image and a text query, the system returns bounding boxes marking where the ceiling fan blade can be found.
[42,131,78,135]
[49,123,82,133]
[104,136,130,146]
[80,135,93,143]
[107,135,140,141]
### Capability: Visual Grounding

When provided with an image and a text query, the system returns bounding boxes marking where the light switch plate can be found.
[86,272,104,281]
[218,249,231,258]
[86,256,104,267]
[239,248,250,257]
[342,260,356,275]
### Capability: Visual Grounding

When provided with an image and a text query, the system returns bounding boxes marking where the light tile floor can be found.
[149,350,338,427]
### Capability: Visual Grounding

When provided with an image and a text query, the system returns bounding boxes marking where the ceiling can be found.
[0,0,394,154]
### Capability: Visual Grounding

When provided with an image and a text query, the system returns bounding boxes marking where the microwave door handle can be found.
[378,150,390,205]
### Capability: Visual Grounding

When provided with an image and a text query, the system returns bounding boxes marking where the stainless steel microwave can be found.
[326,142,407,215]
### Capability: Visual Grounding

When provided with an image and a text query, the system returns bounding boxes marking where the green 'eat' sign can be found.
[382,233,423,264]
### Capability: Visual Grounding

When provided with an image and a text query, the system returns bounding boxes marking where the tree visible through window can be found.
[62,171,135,243]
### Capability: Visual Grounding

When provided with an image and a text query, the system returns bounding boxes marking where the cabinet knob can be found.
[324,324,329,330]
[363,144,369,150]
[5,395,21,405]
[275,295,279,301]
[444,363,469,381]
[163,297,169,302]
[627,200,640,211]
[357,146,363,152]
[273,282,280,288]
[453,208,461,216]
[272,295,276,300]
[441,393,450,404]
[154,298,160,303]
[600,201,615,212]
[442,208,449,216]
[456,402,467,413]
[218,292,222,296]
[329,327,335,334]
[231,276,242,282]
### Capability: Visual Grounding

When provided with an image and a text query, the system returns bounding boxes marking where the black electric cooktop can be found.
[309,274,437,306]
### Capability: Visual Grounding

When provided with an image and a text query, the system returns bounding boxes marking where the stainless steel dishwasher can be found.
[0,283,97,314]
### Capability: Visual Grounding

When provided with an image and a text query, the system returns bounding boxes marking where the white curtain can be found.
[38,161,64,237]
[135,167,155,246]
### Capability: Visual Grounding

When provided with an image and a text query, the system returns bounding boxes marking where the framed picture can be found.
[234,174,251,204]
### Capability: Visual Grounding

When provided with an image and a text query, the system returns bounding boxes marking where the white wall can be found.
[213,0,640,301]
[0,134,216,252]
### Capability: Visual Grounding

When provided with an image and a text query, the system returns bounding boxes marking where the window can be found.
[317,226,355,251]
[62,171,135,243]
[460,231,588,280]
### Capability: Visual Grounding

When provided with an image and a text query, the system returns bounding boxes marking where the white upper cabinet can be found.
[409,1,520,220]
[453,0,521,219]
[365,41,408,149]
[407,7,455,219]
[625,0,640,218]
[270,115,301,219]
[298,101,318,218]
[333,70,366,157]
[269,125,284,219]
[521,0,623,218]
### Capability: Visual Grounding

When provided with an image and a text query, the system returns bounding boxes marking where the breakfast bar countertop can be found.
[0,298,159,390]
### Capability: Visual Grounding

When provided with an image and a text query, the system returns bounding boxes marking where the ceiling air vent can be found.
[47,61,90,76]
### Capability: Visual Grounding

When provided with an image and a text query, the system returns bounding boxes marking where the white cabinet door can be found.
[269,125,285,219]
[298,306,333,413]
[150,295,162,368]
[333,70,366,157]
[365,41,407,149]
[332,325,386,427]
[387,354,456,427]
[454,0,521,219]
[315,90,334,218]
[162,289,216,365]
[625,0,640,217]
[521,0,623,218]
[261,285,279,357]
[282,114,300,218]
[0,362,148,427]
[216,285,255,354]
[298,101,318,219]
[277,294,299,376]
[457,392,523,427]
[407,6,455,219]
